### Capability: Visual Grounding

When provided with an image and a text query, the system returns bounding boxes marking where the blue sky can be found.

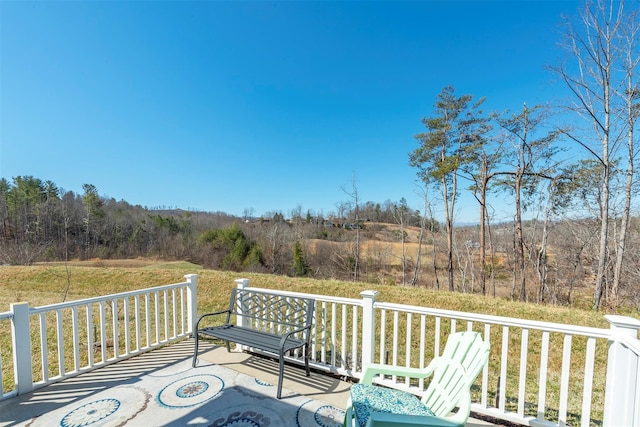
[1,1,580,223]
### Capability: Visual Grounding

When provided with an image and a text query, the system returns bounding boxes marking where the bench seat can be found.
[198,324,306,355]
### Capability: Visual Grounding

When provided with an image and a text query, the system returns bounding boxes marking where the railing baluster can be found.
[144,293,150,349]
[0,344,3,395]
[39,312,48,383]
[558,334,573,425]
[482,323,491,407]
[581,336,596,427]
[309,301,317,361]
[499,325,509,410]
[518,328,529,416]
[321,301,327,364]
[112,299,118,359]
[180,287,185,335]
[379,309,386,365]
[134,295,140,352]
[351,306,358,371]
[56,309,64,377]
[341,304,347,368]
[434,316,441,355]
[537,330,550,423]
[99,301,107,362]
[86,304,93,367]
[154,291,160,345]
[331,303,337,368]
[162,290,169,342]
[405,312,412,386]
[124,297,130,355]
[171,288,177,339]
[419,314,426,390]
[392,310,399,376]
[72,306,79,372]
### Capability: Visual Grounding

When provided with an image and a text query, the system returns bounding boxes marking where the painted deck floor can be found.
[0,339,496,426]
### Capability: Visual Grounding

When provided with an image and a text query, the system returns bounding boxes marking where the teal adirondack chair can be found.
[344,331,490,427]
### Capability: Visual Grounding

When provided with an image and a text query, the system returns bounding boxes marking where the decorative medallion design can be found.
[254,378,272,387]
[207,405,272,427]
[156,374,224,408]
[60,399,120,427]
[27,385,150,427]
[296,400,345,427]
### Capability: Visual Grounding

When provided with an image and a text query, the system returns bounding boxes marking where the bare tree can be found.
[341,173,361,281]
[393,198,409,285]
[552,0,635,309]
[410,186,434,287]
[612,9,640,301]
[496,105,560,302]
[465,130,502,295]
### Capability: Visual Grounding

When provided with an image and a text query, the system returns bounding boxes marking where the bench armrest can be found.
[195,309,231,330]
[278,323,313,350]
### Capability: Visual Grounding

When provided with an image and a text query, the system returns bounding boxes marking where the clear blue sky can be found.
[1,1,579,223]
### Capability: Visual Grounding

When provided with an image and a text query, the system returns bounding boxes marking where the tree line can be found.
[408,0,640,310]
[0,175,424,273]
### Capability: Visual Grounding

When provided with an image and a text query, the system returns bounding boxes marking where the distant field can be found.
[0,259,617,326]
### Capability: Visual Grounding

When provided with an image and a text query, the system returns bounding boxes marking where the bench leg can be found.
[304,343,310,376]
[277,350,285,399]
[192,333,199,367]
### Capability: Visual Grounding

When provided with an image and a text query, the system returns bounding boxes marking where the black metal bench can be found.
[192,287,315,398]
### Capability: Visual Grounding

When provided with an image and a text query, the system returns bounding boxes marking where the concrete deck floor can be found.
[0,339,496,426]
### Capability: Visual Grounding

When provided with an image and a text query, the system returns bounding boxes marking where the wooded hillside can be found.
[2,176,638,312]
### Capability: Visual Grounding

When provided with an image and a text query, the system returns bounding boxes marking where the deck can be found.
[0,339,495,426]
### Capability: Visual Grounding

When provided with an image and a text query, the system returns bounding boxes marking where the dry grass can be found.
[0,258,613,327]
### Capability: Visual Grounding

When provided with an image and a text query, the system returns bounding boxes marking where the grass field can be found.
[0,258,618,327]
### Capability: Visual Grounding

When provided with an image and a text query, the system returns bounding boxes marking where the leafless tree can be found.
[612,9,640,301]
[552,0,637,308]
[341,173,361,281]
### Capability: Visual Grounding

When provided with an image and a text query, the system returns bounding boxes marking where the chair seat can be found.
[351,383,435,427]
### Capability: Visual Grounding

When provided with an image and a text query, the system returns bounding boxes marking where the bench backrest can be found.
[228,288,315,340]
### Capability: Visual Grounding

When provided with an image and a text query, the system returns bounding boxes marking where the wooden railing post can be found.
[184,274,199,335]
[603,315,640,427]
[360,290,378,370]
[11,302,33,395]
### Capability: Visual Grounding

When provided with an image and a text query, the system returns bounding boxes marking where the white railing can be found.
[0,274,198,401]
[233,279,640,427]
[3,275,639,427]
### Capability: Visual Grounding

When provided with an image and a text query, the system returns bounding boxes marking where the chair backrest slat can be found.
[421,331,490,417]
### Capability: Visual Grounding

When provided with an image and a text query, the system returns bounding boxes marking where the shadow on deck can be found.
[0,339,497,426]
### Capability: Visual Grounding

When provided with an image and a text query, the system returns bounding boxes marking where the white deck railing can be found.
[2,275,639,427]
[232,279,639,427]
[0,274,198,400]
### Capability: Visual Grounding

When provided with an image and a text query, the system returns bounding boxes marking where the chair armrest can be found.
[360,359,442,384]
